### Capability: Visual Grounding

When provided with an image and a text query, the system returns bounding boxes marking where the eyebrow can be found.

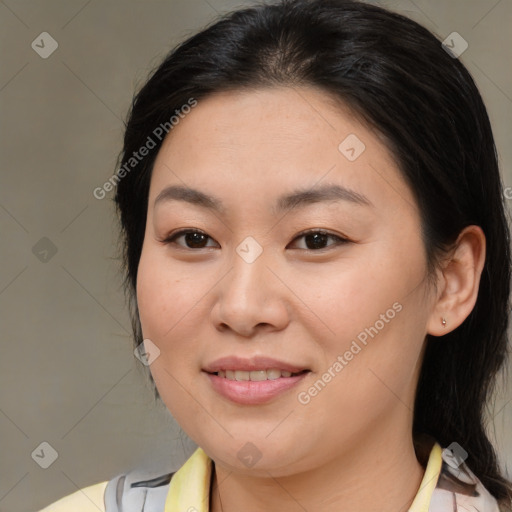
[153,183,372,215]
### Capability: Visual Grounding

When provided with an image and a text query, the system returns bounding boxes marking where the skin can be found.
[136,86,485,512]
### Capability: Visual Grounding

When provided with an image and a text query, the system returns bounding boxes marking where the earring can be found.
[441,317,447,327]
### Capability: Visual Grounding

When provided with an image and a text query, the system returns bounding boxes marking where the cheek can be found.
[136,257,167,338]
[292,252,405,342]
[297,247,427,408]
[136,248,206,372]
[136,249,192,339]
[136,253,202,423]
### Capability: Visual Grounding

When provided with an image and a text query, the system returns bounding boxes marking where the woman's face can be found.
[136,86,435,476]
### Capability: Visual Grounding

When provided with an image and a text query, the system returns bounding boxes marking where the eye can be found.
[288,229,349,251]
[161,229,219,249]
[161,228,350,251]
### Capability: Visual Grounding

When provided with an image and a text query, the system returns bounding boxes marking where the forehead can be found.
[149,86,417,216]
[156,87,370,159]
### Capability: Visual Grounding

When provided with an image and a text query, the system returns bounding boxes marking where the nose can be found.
[210,242,290,338]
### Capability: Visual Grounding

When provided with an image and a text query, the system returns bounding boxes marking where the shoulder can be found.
[104,470,175,511]
[411,436,507,512]
[430,444,504,512]
[38,469,175,512]
[38,481,108,512]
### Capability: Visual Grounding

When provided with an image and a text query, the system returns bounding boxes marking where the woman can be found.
[41,0,512,510]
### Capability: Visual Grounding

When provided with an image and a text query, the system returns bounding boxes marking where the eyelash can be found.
[160,228,350,251]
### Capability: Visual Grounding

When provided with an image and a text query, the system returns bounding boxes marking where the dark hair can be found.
[113,0,512,503]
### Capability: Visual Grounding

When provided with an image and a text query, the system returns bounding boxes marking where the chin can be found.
[202,437,311,476]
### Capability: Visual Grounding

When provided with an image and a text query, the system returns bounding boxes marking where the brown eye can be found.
[289,230,349,250]
[163,229,219,249]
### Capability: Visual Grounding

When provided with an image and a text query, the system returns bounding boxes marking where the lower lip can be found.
[204,371,309,405]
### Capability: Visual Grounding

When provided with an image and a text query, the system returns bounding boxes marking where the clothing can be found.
[39,441,506,511]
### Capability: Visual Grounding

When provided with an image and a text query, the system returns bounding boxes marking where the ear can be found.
[427,225,486,337]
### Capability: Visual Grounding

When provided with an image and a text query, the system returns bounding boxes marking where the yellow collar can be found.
[164,443,443,512]
[164,446,212,511]
[409,442,443,512]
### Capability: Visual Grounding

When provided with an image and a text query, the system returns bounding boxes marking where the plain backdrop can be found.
[0,1,511,510]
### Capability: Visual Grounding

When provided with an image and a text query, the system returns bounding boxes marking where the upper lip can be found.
[203,356,309,374]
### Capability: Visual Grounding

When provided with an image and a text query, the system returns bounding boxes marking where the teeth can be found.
[249,370,267,381]
[216,369,300,380]
[235,370,250,381]
[266,369,282,380]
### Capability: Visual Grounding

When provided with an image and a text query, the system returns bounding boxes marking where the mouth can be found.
[207,369,310,381]
[202,356,311,404]
[203,364,311,405]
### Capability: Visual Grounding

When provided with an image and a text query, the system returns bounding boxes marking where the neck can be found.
[209,428,427,512]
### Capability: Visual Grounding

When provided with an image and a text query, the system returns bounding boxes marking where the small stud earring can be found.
[442,317,447,327]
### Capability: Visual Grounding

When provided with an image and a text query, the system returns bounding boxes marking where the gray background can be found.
[0,1,511,511]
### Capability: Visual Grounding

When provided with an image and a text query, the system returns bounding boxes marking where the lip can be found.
[204,371,309,405]
[202,356,310,405]
[202,355,309,374]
